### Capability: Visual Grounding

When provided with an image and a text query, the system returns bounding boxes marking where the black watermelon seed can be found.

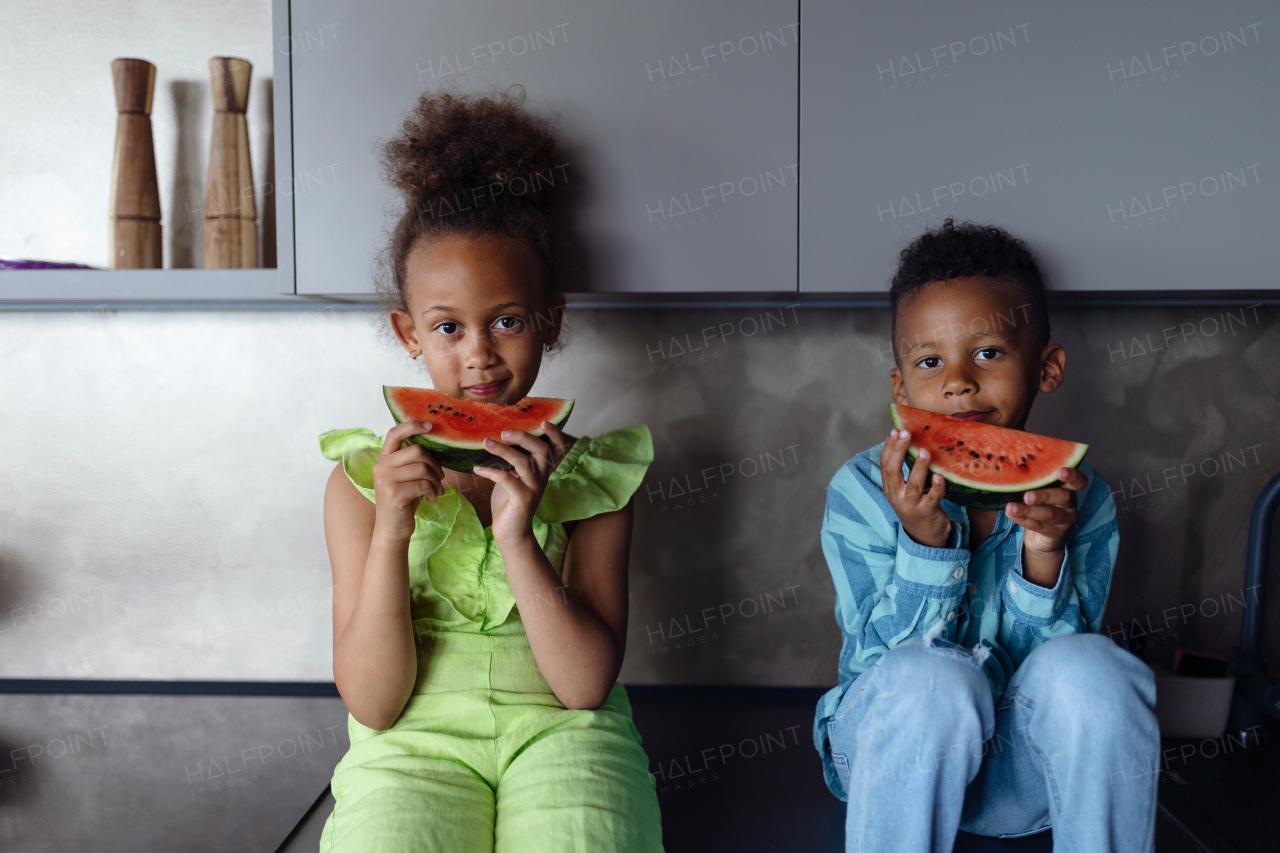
[923,425,930,429]
[956,440,964,445]
[969,450,980,458]
[986,453,993,459]
[1019,463,1028,469]
[999,455,1006,460]
[1027,453,1035,459]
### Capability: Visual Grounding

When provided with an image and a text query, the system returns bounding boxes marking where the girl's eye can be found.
[975,347,1002,361]
[434,321,459,336]
[916,356,942,369]
[493,315,526,333]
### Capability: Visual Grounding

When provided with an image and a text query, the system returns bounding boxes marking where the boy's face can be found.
[889,276,1064,431]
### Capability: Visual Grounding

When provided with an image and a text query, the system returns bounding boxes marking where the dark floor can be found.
[1,687,1273,851]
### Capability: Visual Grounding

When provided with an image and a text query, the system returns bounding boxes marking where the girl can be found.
[315,86,664,852]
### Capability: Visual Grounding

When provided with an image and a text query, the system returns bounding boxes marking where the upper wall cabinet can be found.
[284,0,799,296]
[800,0,1280,293]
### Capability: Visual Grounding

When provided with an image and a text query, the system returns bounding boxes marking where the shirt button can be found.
[952,567,963,579]
[946,610,956,621]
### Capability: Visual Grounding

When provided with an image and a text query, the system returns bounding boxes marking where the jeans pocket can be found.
[831,751,851,793]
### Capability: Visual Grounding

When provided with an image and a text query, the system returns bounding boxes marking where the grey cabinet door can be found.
[288,0,798,295]
[800,0,1280,293]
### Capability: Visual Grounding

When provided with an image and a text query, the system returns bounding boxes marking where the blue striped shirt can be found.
[811,441,1120,800]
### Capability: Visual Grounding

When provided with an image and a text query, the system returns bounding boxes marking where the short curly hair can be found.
[374,84,568,323]
[889,218,1050,365]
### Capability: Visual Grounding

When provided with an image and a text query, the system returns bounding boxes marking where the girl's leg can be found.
[320,745,496,853]
[493,685,663,853]
[827,634,995,853]
[960,632,1160,853]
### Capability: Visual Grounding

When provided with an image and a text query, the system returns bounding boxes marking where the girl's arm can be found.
[324,421,443,730]
[474,422,631,710]
[324,465,416,729]
[499,501,631,710]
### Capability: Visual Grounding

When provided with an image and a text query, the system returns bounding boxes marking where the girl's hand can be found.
[1007,466,1085,554]
[472,420,574,546]
[370,420,445,544]
[880,428,953,549]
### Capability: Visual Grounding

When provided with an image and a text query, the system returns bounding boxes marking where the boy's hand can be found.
[1007,466,1086,555]
[1008,466,1085,588]
[880,428,952,549]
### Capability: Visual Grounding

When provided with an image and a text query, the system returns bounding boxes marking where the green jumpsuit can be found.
[316,424,664,853]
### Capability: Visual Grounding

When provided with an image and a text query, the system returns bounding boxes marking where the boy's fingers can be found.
[923,473,947,507]
[906,447,933,495]
[1007,502,1069,528]
[880,430,907,482]
[1023,486,1074,508]
[1058,466,1087,490]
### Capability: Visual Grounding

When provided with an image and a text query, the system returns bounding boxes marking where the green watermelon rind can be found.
[889,403,1088,510]
[383,386,575,473]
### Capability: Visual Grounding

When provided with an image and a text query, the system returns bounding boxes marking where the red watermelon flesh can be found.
[888,402,1088,509]
[384,385,574,472]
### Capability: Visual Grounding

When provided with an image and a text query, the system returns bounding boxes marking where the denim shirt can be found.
[811,441,1120,800]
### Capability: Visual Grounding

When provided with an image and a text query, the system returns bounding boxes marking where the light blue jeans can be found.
[827,632,1160,853]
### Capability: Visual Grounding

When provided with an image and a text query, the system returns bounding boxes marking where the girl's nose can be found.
[463,330,499,368]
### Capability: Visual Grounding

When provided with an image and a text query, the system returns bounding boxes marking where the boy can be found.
[812,219,1160,852]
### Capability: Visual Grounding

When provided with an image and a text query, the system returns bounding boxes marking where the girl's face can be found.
[389,234,564,405]
[888,276,1064,431]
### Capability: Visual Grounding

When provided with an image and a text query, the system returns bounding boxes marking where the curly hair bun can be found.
[381,85,566,219]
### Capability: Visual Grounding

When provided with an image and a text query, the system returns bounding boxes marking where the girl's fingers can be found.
[542,420,570,456]
[483,438,534,482]
[380,420,432,459]
[500,429,553,474]
[471,464,523,493]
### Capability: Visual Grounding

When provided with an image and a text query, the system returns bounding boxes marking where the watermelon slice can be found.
[888,402,1088,510]
[384,385,574,472]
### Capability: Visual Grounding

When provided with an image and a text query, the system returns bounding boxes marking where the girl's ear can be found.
[389,307,420,356]
[541,292,567,348]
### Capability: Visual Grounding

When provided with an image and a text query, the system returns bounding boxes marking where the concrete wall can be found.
[1,303,1277,685]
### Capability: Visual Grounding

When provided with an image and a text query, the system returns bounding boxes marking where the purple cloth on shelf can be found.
[0,259,97,270]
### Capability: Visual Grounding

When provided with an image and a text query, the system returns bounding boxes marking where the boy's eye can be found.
[975,347,1002,361]
[916,356,942,369]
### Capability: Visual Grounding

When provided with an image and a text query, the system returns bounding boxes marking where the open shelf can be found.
[0,268,293,303]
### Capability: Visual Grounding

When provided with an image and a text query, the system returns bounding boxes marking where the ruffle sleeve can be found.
[317,427,463,571]
[536,424,654,523]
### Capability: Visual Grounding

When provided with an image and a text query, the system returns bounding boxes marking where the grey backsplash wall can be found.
[1,302,1277,685]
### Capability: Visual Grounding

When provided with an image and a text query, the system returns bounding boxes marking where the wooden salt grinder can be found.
[204,57,258,268]
[109,58,162,268]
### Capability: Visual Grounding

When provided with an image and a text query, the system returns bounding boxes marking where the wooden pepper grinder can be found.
[204,57,258,268]
[109,58,162,268]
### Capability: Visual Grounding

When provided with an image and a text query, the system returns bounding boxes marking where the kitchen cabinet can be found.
[284,0,799,295]
[800,0,1280,293]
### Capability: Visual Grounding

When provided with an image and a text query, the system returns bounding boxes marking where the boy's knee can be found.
[1022,633,1158,714]
[871,636,992,714]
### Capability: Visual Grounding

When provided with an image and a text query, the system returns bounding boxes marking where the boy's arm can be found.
[998,462,1120,668]
[824,456,970,682]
